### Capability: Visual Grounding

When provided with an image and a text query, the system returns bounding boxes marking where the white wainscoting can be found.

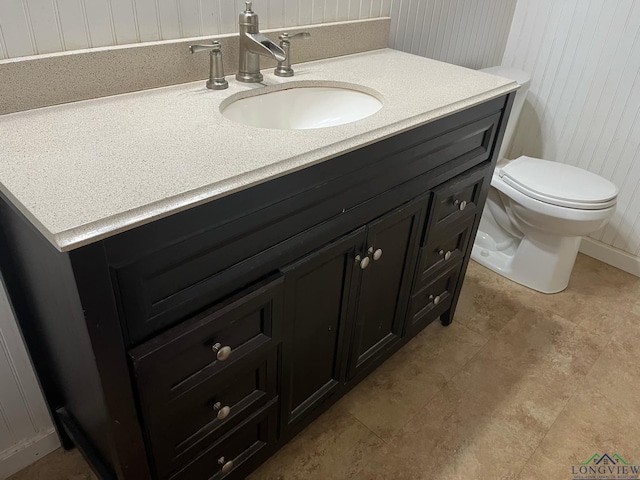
[389,0,518,68]
[0,279,58,479]
[0,0,518,67]
[502,0,640,269]
[0,0,393,59]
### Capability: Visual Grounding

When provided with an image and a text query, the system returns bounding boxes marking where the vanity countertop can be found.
[0,48,517,251]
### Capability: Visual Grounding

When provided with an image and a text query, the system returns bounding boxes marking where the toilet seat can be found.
[498,156,618,210]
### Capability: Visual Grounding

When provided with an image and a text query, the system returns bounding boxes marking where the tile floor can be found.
[9,254,640,480]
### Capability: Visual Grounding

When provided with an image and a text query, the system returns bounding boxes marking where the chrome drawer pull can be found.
[211,343,232,361]
[428,294,442,306]
[218,456,234,474]
[213,402,231,420]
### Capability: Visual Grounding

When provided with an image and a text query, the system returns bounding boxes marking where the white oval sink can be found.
[221,85,383,130]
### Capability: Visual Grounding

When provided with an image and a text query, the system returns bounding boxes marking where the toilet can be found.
[471,67,618,294]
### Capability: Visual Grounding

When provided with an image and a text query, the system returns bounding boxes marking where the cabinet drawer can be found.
[415,216,475,291]
[424,163,487,241]
[406,262,462,336]
[148,349,278,478]
[167,399,278,480]
[130,275,283,422]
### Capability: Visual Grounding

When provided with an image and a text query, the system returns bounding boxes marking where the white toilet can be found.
[471,67,618,294]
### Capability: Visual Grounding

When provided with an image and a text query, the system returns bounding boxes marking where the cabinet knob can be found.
[453,199,467,210]
[213,402,231,420]
[218,457,234,474]
[373,248,383,261]
[453,199,467,211]
[211,343,232,361]
[428,294,441,305]
[355,254,370,269]
[438,249,452,261]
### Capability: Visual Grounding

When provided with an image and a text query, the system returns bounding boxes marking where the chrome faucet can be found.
[237,2,286,83]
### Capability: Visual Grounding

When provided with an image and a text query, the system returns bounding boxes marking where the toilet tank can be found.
[480,66,531,161]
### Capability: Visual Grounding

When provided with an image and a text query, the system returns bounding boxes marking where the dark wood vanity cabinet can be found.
[0,93,514,480]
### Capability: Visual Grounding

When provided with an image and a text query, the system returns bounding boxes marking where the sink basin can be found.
[220,85,383,130]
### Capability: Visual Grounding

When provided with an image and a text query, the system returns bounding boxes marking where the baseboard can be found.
[0,429,59,479]
[579,237,640,277]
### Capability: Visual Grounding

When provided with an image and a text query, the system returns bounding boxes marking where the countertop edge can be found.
[43,81,518,252]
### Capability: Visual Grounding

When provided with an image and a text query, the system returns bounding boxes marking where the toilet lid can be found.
[499,156,618,209]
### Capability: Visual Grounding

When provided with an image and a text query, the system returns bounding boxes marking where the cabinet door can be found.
[280,227,366,433]
[345,196,428,380]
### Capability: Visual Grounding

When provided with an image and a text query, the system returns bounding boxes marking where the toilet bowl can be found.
[471,67,618,294]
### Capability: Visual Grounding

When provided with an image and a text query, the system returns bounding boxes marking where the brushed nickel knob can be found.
[444,250,451,260]
[373,248,383,261]
[211,343,232,361]
[459,200,467,211]
[355,254,370,269]
[218,457,234,474]
[213,402,231,420]
[433,295,441,305]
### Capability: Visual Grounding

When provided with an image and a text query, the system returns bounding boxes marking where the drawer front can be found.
[406,262,462,336]
[415,216,475,291]
[130,275,283,421]
[166,400,279,480]
[424,163,487,241]
[149,349,278,477]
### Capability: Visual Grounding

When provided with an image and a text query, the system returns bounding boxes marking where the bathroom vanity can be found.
[0,49,515,479]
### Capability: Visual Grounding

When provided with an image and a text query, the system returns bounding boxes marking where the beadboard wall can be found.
[0,0,518,68]
[390,0,517,69]
[502,0,640,275]
[0,0,393,59]
[0,279,58,479]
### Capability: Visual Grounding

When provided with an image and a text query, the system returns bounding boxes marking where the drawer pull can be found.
[355,254,370,269]
[213,402,231,420]
[453,199,467,211]
[373,248,383,261]
[218,456,234,474]
[438,249,452,261]
[428,294,442,306]
[211,343,232,361]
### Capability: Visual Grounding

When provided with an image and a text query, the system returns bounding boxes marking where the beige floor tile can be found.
[354,380,544,480]
[248,401,384,480]
[517,388,640,480]
[7,448,97,480]
[339,321,485,441]
[581,314,640,412]
[454,261,522,337]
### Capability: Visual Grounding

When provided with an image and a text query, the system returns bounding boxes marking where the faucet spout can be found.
[245,33,286,62]
[236,1,286,83]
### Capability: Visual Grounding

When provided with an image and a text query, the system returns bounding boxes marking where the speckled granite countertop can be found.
[0,48,517,251]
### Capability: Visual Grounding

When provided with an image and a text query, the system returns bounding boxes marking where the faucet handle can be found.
[189,41,221,54]
[189,41,228,90]
[275,32,310,77]
[278,32,311,42]
[244,1,252,12]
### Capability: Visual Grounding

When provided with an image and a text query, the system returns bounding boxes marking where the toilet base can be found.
[471,225,582,294]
